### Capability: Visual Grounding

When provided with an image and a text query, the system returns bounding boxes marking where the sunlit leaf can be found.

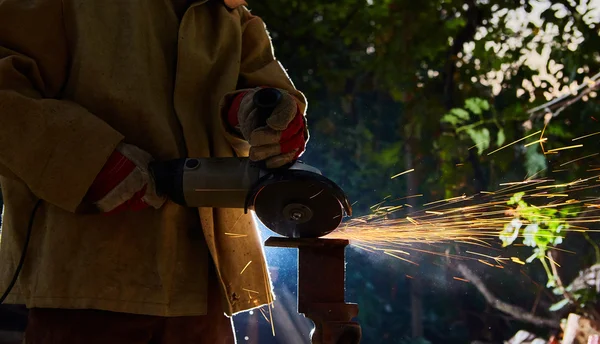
[450,108,470,120]
[464,98,490,115]
[549,298,570,312]
[465,128,490,155]
[496,129,506,147]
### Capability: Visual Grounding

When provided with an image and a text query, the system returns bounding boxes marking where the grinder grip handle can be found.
[253,88,282,128]
[252,88,297,170]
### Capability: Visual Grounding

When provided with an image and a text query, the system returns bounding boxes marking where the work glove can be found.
[85,142,166,214]
[226,87,307,168]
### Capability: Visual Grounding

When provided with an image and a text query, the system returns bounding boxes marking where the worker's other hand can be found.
[85,143,166,214]
[227,87,307,169]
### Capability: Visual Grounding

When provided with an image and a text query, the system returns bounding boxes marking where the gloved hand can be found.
[85,142,166,214]
[227,87,307,168]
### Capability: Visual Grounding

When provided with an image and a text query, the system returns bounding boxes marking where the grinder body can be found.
[150,157,321,208]
[149,158,350,238]
[150,157,259,208]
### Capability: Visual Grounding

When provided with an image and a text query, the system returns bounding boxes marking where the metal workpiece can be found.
[265,237,362,344]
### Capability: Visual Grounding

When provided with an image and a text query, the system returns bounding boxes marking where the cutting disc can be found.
[249,170,350,238]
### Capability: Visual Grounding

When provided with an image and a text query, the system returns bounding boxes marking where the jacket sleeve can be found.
[0,0,124,212]
[219,5,308,156]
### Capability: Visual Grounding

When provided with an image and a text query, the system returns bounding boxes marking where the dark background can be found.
[2,1,600,343]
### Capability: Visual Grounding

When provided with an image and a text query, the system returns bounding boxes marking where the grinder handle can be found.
[252,88,297,170]
[253,87,282,127]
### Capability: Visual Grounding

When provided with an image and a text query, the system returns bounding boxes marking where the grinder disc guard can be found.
[248,170,352,238]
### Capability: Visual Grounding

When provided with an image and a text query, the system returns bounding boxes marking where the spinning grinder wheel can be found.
[248,170,352,238]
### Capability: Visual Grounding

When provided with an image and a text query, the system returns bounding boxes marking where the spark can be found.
[478,259,496,267]
[499,180,545,186]
[572,132,600,141]
[406,275,414,279]
[240,261,253,275]
[383,251,419,265]
[546,144,584,153]
[310,189,324,199]
[540,121,548,153]
[526,168,548,180]
[487,130,542,156]
[227,213,245,233]
[259,308,270,323]
[394,194,424,201]
[406,217,420,225]
[453,277,469,283]
[391,168,415,179]
[423,194,466,206]
[456,163,464,166]
[384,249,411,255]
[511,257,526,265]
[225,233,248,238]
[260,260,275,336]
[524,138,548,147]
[546,255,561,268]
[425,211,445,215]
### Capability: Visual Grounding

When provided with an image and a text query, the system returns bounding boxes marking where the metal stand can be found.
[265,237,361,344]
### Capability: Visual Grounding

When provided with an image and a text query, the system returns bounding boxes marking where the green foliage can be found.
[464,98,490,116]
[500,191,578,288]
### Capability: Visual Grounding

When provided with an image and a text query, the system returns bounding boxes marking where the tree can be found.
[246,0,599,342]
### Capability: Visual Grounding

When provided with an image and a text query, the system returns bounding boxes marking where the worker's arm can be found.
[220,5,309,164]
[0,0,124,212]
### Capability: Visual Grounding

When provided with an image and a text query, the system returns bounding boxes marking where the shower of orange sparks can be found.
[326,149,600,268]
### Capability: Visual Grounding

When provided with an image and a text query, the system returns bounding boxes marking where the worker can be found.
[0,0,308,342]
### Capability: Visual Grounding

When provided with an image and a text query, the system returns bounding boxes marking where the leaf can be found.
[496,129,506,147]
[465,128,490,155]
[441,114,461,126]
[549,298,570,311]
[450,108,470,120]
[464,98,490,115]
[445,17,467,30]
[508,192,525,205]
[523,224,539,247]
[442,108,470,126]
[500,218,522,247]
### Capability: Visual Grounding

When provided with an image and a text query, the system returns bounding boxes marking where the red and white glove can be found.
[227,87,307,168]
[85,143,165,214]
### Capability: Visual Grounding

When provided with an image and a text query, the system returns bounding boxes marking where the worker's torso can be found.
[64,0,193,159]
[0,0,269,317]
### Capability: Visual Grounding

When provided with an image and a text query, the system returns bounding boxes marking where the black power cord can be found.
[0,199,42,303]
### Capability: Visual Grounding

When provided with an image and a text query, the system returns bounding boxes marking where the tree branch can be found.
[548,251,575,304]
[456,263,560,329]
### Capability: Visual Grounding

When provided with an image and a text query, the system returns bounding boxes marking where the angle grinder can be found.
[149,88,352,238]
